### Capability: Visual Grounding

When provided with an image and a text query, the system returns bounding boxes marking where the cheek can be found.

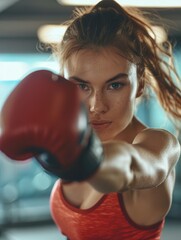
[112,88,134,110]
[111,91,135,121]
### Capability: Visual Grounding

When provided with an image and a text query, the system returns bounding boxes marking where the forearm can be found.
[88,141,134,193]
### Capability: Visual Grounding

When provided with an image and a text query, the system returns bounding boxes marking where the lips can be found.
[90,120,112,130]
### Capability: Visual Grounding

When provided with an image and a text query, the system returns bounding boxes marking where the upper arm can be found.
[130,128,180,189]
[88,128,180,194]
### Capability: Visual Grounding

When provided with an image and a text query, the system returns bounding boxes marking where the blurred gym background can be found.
[0,0,181,239]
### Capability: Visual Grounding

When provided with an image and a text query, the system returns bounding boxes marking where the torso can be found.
[62,169,174,226]
[62,117,174,226]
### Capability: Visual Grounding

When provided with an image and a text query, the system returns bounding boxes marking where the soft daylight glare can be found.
[149,26,167,44]
[37,25,67,44]
[37,24,167,45]
[57,0,181,7]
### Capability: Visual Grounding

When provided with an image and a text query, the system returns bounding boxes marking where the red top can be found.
[50,180,165,240]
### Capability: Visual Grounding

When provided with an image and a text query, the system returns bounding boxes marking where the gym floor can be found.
[0,219,181,240]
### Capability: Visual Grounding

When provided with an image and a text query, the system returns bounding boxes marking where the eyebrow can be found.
[69,73,128,84]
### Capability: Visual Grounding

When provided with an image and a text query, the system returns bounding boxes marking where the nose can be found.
[88,91,109,114]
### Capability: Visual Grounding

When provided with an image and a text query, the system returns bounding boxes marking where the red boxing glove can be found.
[0,70,103,181]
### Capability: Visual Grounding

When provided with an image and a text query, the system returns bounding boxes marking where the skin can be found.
[63,47,180,226]
[64,47,141,143]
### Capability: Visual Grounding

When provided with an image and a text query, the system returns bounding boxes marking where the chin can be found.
[94,131,114,142]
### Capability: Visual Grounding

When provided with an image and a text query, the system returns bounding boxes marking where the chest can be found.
[61,182,104,209]
[51,181,164,240]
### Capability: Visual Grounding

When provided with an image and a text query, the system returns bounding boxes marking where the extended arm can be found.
[88,128,180,193]
[0,70,180,193]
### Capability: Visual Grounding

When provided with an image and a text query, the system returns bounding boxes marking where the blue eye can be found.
[108,82,123,90]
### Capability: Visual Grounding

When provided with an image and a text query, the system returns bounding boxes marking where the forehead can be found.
[64,47,133,77]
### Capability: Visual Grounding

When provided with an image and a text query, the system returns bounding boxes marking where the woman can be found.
[50,0,181,239]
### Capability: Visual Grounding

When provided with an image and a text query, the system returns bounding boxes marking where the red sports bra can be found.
[50,180,164,240]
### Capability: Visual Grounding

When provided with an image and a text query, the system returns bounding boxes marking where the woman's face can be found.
[64,47,139,142]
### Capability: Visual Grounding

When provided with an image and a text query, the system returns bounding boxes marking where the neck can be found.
[114,117,146,143]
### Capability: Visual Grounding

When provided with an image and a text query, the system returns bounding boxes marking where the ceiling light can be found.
[57,0,181,7]
[37,25,67,44]
[150,26,167,44]
[57,0,98,5]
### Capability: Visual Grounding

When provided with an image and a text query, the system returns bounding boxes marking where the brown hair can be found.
[53,0,181,123]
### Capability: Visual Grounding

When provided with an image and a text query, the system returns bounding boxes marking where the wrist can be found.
[65,130,103,181]
[35,129,103,182]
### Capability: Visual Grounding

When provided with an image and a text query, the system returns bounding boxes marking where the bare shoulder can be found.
[126,128,180,225]
[134,127,178,144]
[133,128,180,159]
